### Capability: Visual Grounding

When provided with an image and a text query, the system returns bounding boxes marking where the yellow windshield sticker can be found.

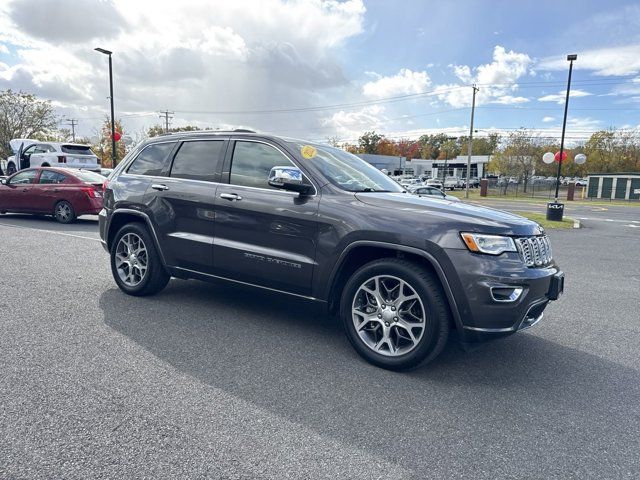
[301,145,317,159]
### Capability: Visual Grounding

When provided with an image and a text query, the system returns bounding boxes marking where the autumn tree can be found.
[375,138,398,156]
[396,138,420,160]
[418,133,455,160]
[0,90,57,159]
[147,124,207,138]
[93,118,126,167]
[491,129,541,192]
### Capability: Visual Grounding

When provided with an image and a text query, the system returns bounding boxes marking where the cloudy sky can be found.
[1,0,640,143]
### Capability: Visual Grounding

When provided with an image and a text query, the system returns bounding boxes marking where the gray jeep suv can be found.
[99,131,564,370]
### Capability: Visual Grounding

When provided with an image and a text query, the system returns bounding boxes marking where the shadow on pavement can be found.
[99,279,640,476]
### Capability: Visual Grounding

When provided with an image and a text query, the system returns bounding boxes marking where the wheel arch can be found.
[327,241,464,334]
[107,209,167,265]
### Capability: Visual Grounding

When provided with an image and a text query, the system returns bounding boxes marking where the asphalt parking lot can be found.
[1,209,639,479]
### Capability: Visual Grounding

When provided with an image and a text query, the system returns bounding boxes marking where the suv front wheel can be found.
[341,258,450,370]
[111,223,170,296]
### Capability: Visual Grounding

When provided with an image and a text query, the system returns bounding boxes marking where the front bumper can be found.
[441,248,563,343]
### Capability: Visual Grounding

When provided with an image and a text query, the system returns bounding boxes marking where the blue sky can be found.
[1,0,639,143]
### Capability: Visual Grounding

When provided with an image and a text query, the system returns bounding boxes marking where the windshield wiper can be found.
[355,188,394,192]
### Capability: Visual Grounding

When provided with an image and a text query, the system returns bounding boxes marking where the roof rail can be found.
[233,129,256,133]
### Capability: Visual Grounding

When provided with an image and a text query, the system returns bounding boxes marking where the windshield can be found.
[287,142,403,193]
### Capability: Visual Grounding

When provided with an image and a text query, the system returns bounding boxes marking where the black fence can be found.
[483,179,639,202]
[485,179,573,199]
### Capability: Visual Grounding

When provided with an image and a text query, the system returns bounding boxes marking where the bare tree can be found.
[0,90,57,159]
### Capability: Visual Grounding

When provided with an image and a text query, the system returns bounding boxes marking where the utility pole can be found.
[159,110,174,133]
[65,119,78,142]
[465,85,479,199]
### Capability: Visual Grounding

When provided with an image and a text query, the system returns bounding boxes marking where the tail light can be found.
[57,156,67,163]
[81,186,101,198]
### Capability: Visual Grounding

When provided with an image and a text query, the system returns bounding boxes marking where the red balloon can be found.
[554,151,567,162]
[113,131,122,142]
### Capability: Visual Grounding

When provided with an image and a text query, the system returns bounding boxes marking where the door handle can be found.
[220,193,242,201]
[151,184,169,191]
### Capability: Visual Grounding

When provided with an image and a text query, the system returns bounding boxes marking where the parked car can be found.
[464,177,480,188]
[425,178,443,189]
[575,179,588,187]
[409,185,460,202]
[3,139,100,175]
[444,176,463,190]
[0,167,104,223]
[99,131,563,370]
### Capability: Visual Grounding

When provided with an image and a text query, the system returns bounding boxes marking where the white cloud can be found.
[436,46,532,107]
[542,116,555,123]
[538,89,592,104]
[538,44,640,76]
[0,0,366,137]
[362,68,431,98]
[0,43,8,54]
[320,105,386,140]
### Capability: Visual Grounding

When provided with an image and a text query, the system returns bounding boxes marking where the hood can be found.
[9,138,38,154]
[354,192,544,236]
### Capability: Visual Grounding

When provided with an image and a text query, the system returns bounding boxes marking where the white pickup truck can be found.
[1,138,100,175]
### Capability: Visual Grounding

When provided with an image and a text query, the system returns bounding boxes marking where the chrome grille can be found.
[515,235,552,267]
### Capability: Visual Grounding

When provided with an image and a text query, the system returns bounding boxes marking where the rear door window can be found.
[170,140,225,182]
[127,143,176,176]
[39,171,67,184]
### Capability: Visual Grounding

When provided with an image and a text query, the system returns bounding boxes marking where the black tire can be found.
[7,163,16,175]
[110,223,170,296]
[54,200,76,224]
[340,258,450,371]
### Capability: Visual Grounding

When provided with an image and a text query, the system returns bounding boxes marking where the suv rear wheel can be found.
[340,258,450,370]
[111,223,170,296]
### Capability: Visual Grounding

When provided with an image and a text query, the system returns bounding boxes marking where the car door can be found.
[19,144,37,169]
[0,170,39,211]
[145,138,227,274]
[34,170,69,212]
[213,139,319,296]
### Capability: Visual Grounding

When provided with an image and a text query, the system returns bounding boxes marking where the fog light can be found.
[490,287,523,303]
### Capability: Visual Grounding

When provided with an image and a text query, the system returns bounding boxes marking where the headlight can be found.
[460,233,516,255]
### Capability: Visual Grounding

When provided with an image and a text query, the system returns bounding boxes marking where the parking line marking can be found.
[0,222,100,242]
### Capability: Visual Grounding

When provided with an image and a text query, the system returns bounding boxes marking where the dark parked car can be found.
[99,131,564,370]
[0,167,104,223]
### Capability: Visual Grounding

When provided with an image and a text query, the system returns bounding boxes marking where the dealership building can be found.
[357,154,491,178]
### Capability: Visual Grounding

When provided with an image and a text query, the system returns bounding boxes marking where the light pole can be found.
[547,54,577,221]
[95,47,116,167]
[465,85,479,199]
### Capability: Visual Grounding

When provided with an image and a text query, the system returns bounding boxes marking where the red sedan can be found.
[0,167,104,223]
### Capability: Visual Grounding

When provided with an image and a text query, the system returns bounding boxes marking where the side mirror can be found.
[268,166,313,195]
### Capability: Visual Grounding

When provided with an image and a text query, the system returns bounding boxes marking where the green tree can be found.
[0,90,57,159]
[147,124,206,138]
[418,133,452,160]
[358,131,383,154]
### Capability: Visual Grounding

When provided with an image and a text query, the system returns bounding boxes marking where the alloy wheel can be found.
[55,203,72,222]
[351,275,426,356]
[114,232,148,287]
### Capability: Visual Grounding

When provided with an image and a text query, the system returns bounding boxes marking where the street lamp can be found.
[547,53,577,221]
[94,47,117,167]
